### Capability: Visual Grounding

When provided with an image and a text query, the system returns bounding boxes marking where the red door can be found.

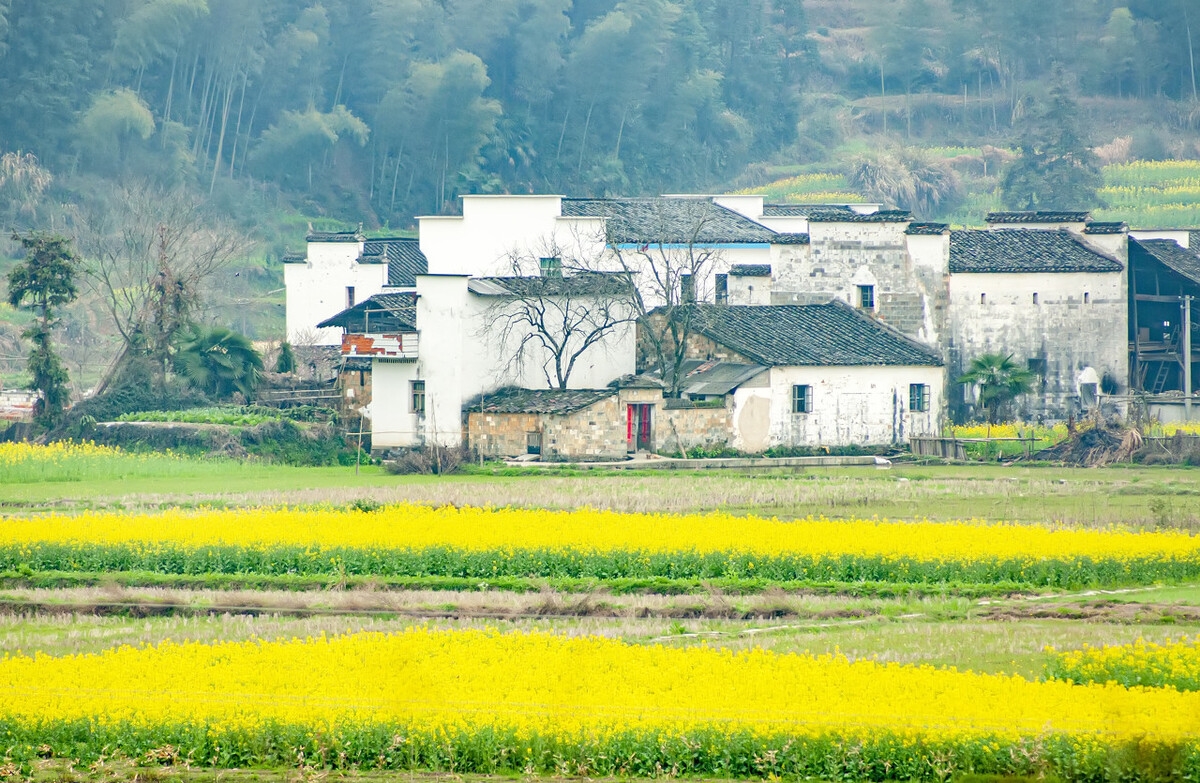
[627,404,653,452]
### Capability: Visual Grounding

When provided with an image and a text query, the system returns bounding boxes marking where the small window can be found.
[681,273,695,303]
[715,274,728,305]
[1027,357,1047,376]
[908,383,929,412]
[410,380,426,414]
[346,286,356,308]
[539,257,562,277]
[1032,292,1039,305]
[1083,292,1090,304]
[980,292,986,304]
[791,384,811,414]
[526,431,542,455]
[858,284,875,309]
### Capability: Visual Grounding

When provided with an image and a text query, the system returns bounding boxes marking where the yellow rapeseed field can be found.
[2,628,1197,743]
[1,504,1193,562]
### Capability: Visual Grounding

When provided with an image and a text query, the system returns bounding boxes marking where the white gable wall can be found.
[947,270,1127,419]
[284,239,388,346]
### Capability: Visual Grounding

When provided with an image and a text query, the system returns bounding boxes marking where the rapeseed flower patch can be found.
[1047,636,1200,692]
[0,505,1197,586]
[0,628,1197,777]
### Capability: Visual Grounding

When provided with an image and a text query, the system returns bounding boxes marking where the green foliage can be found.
[115,405,332,426]
[1001,71,1103,210]
[173,325,264,401]
[275,341,296,373]
[957,354,1037,425]
[6,233,80,427]
[75,88,155,173]
[84,419,359,466]
[63,355,210,426]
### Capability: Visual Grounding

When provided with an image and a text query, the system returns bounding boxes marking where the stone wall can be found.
[658,403,732,454]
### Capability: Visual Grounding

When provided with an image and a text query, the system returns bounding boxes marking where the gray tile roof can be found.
[307,228,363,242]
[317,293,417,332]
[561,197,778,244]
[728,264,771,277]
[1083,222,1127,235]
[771,232,810,245]
[807,209,913,223]
[356,238,428,287]
[466,387,616,415]
[679,302,943,367]
[281,251,307,263]
[467,273,632,297]
[986,211,1091,224]
[762,204,856,217]
[1131,238,1200,286]
[949,229,1124,273]
[905,222,949,235]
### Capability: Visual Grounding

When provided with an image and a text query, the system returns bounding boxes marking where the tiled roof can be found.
[807,209,913,223]
[281,251,306,263]
[985,211,1091,224]
[307,228,363,242]
[356,237,428,287]
[676,359,767,396]
[466,387,616,415]
[317,293,417,332]
[905,222,948,235]
[1131,238,1200,286]
[728,264,771,277]
[762,204,855,217]
[949,229,1124,273]
[561,197,778,244]
[771,232,810,245]
[679,302,943,367]
[467,273,632,297]
[1083,221,1127,235]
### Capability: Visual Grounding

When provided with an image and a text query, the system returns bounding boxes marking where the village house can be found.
[286,194,1200,457]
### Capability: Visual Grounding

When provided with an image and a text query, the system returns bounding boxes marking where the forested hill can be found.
[2,0,1200,231]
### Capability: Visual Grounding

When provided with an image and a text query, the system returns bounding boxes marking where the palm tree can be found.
[957,353,1035,426]
[174,326,263,401]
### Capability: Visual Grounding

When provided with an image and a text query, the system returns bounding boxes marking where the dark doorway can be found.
[627,404,653,452]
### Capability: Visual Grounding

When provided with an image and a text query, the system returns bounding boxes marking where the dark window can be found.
[1083,292,1091,304]
[346,286,356,308]
[1032,292,1039,305]
[980,292,986,304]
[410,380,425,414]
[539,257,561,277]
[681,274,695,303]
[909,383,929,412]
[1027,358,1047,376]
[858,284,875,309]
[792,385,811,413]
[526,431,542,455]
[715,274,728,305]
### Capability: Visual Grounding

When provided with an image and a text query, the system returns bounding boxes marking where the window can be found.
[410,380,426,414]
[980,292,986,304]
[715,274,728,305]
[1083,292,1091,304]
[1032,292,1039,305]
[526,432,542,456]
[791,384,811,413]
[539,257,561,277]
[346,286,356,308]
[909,383,929,412]
[1027,357,1047,376]
[858,284,875,309]
[680,274,695,303]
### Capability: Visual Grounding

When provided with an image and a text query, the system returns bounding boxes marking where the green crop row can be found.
[1,543,1196,588]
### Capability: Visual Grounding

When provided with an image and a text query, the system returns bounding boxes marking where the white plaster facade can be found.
[284,236,388,346]
[728,365,943,450]
[947,270,1127,418]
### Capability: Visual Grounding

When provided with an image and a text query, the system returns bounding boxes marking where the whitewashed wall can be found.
[368,360,421,450]
[947,271,1128,419]
[729,364,944,450]
[284,239,387,346]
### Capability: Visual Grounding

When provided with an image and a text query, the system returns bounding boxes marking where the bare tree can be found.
[487,237,635,390]
[566,199,725,396]
[72,182,251,390]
